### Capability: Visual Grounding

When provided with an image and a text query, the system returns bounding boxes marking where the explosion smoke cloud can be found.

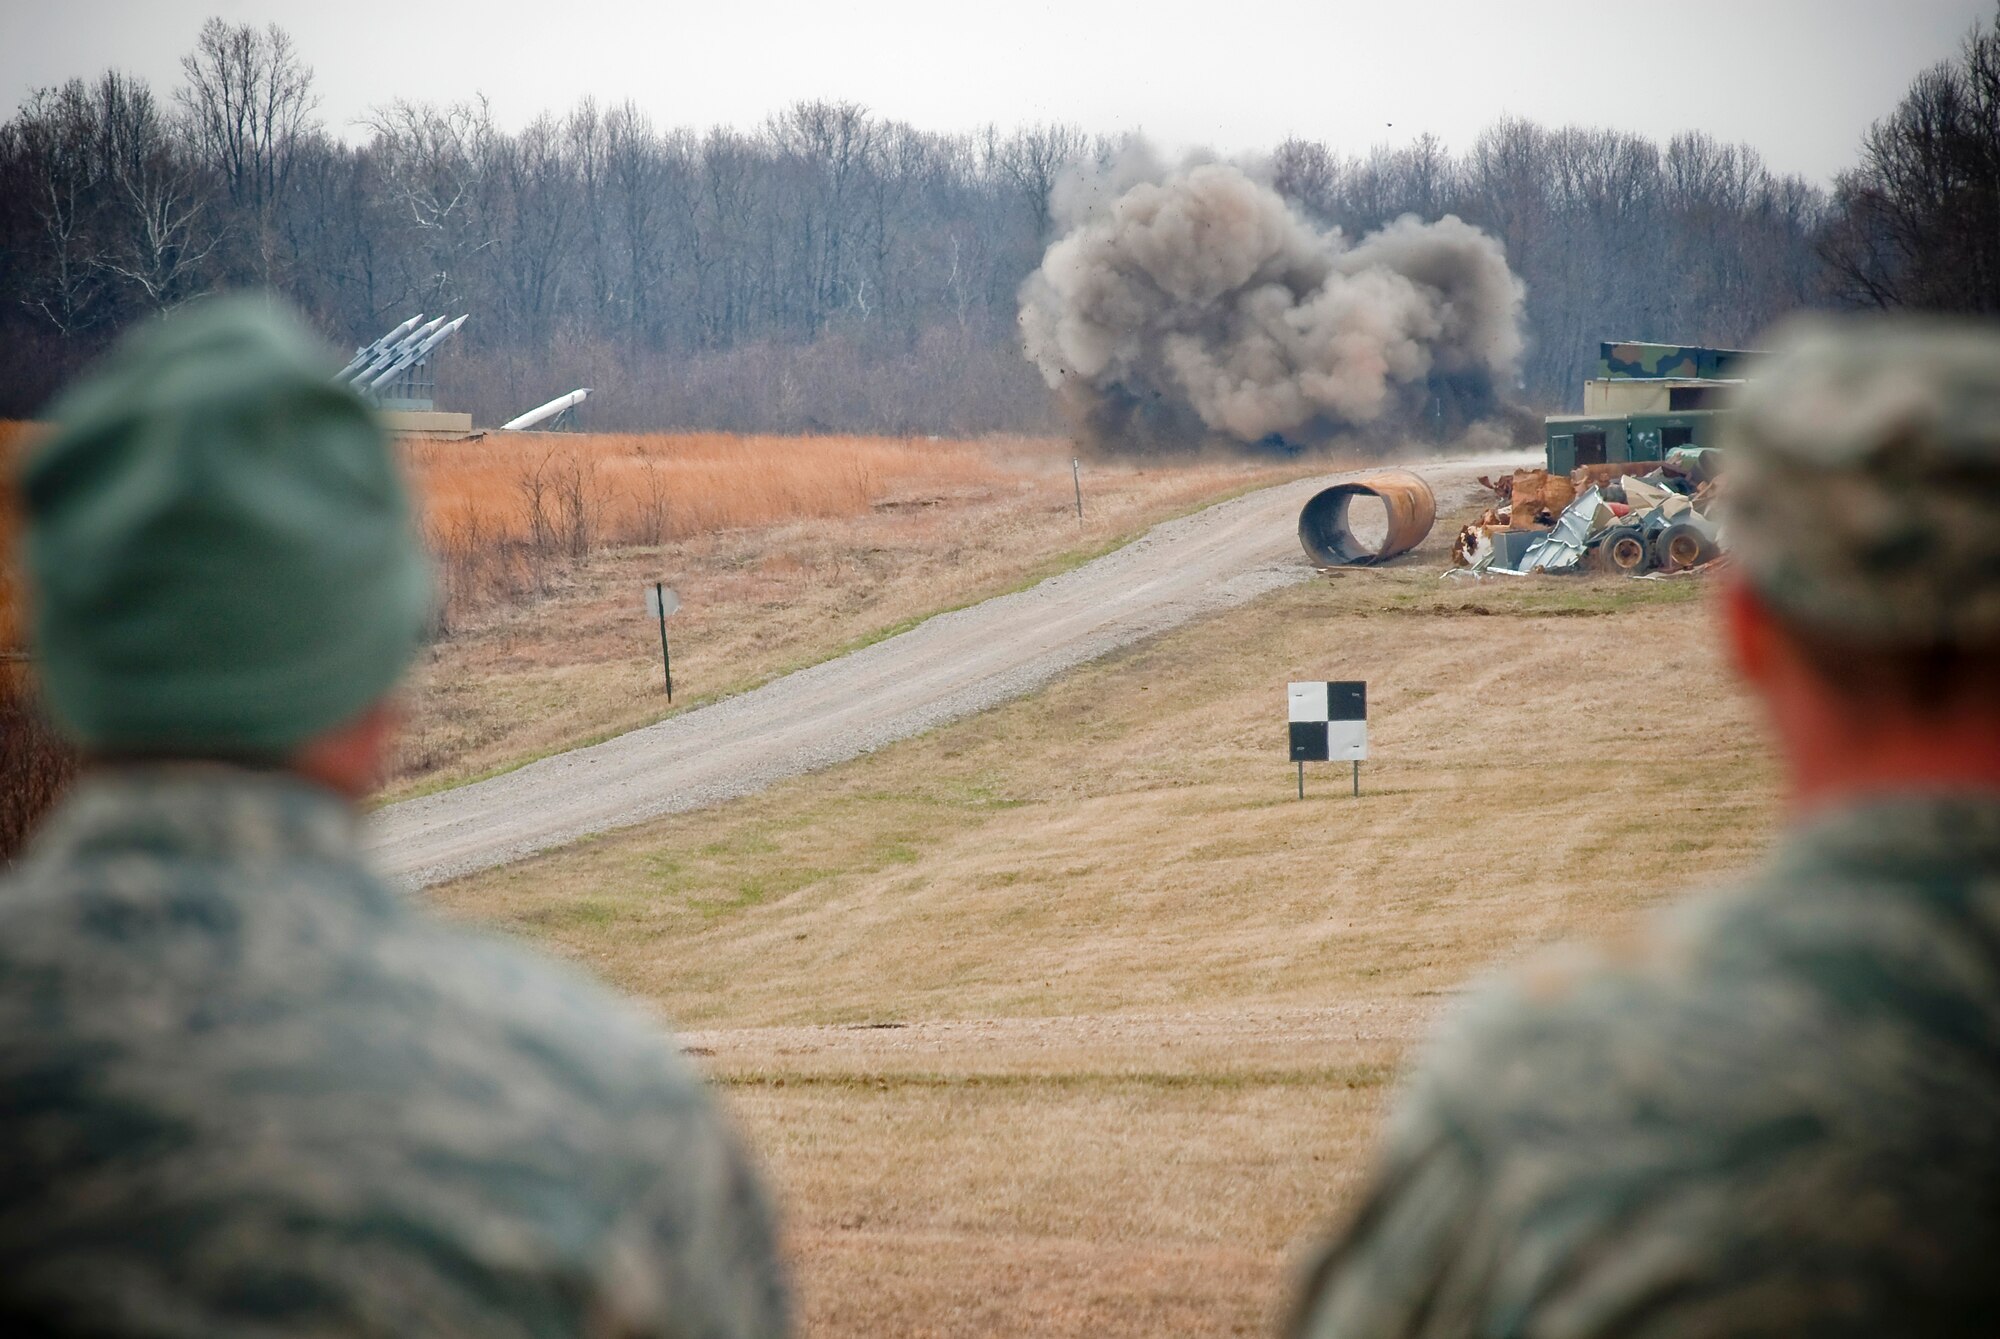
[1018,152,1528,451]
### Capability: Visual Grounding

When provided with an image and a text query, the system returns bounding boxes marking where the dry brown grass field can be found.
[0,421,77,865]
[0,420,35,649]
[431,510,1781,1338]
[407,430,1011,552]
[387,431,1316,795]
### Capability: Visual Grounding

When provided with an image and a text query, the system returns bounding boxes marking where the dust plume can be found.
[1018,150,1528,453]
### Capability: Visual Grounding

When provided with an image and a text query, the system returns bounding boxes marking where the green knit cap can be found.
[23,295,434,759]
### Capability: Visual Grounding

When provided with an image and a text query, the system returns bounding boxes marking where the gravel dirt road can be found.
[369,453,1533,886]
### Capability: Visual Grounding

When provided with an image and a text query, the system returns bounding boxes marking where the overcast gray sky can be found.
[2,0,1989,183]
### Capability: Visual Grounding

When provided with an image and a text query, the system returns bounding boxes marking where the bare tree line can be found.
[1271,122,1832,397]
[1,13,1992,434]
[1822,6,2000,311]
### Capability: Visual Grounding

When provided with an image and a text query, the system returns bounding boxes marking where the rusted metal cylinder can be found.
[1297,469,1437,566]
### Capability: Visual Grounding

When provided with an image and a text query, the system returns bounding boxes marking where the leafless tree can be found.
[96,73,219,311]
[767,100,877,333]
[365,97,497,313]
[1270,137,1339,221]
[990,122,1087,240]
[1822,5,2000,311]
[177,18,316,283]
[5,82,110,337]
[178,19,317,204]
[491,112,576,345]
[5,75,218,324]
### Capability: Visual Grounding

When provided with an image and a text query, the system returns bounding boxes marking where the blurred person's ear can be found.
[1723,571,2000,811]
[1722,572,1850,812]
[1723,574,1785,698]
[290,700,400,801]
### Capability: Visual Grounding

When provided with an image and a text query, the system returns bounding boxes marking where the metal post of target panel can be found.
[655,583,673,701]
[649,582,680,702]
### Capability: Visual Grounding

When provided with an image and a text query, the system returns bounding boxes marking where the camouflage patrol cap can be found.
[1723,316,2000,644]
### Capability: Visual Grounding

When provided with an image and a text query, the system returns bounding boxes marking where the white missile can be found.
[370,314,449,373]
[356,314,452,388]
[390,314,468,381]
[500,388,591,431]
[375,313,449,366]
[364,314,466,392]
[337,314,423,382]
[348,330,424,386]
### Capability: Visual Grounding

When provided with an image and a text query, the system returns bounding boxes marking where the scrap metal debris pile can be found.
[1451,448,1726,576]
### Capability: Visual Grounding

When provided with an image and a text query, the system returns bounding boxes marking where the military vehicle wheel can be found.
[1601,526,1652,575]
[1652,522,1717,572]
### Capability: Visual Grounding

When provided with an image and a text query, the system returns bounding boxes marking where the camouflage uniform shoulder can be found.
[0,768,788,1339]
[1294,794,2000,1339]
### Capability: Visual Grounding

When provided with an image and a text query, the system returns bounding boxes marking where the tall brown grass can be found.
[402,430,1023,628]
[1,420,77,868]
[2,420,47,668]
[7,423,1024,639]
[404,430,1011,542]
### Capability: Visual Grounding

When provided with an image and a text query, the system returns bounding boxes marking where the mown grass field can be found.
[431,522,1780,1337]
[6,412,1775,1332]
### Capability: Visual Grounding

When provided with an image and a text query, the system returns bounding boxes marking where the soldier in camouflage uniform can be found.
[1,299,789,1337]
[1292,317,2000,1337]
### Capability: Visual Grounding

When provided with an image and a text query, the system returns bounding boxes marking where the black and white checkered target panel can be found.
[1288,681,1367,762]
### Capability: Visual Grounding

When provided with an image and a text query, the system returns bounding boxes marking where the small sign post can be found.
[1287,680,1367,797]
[646,583,681,701]
[1072,458,1084,523]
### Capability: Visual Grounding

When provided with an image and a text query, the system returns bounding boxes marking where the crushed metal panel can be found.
[1491,529,1543,569]
[1518,485,1605,572]
[1476,526,1548,576]
[1620,476,1674,510]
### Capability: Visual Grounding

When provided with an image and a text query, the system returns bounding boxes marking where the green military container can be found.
[1545,339,1757,474]
[1543,415,1631,473]
[1598,341,1757,382]
[1624,410,1726,463]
